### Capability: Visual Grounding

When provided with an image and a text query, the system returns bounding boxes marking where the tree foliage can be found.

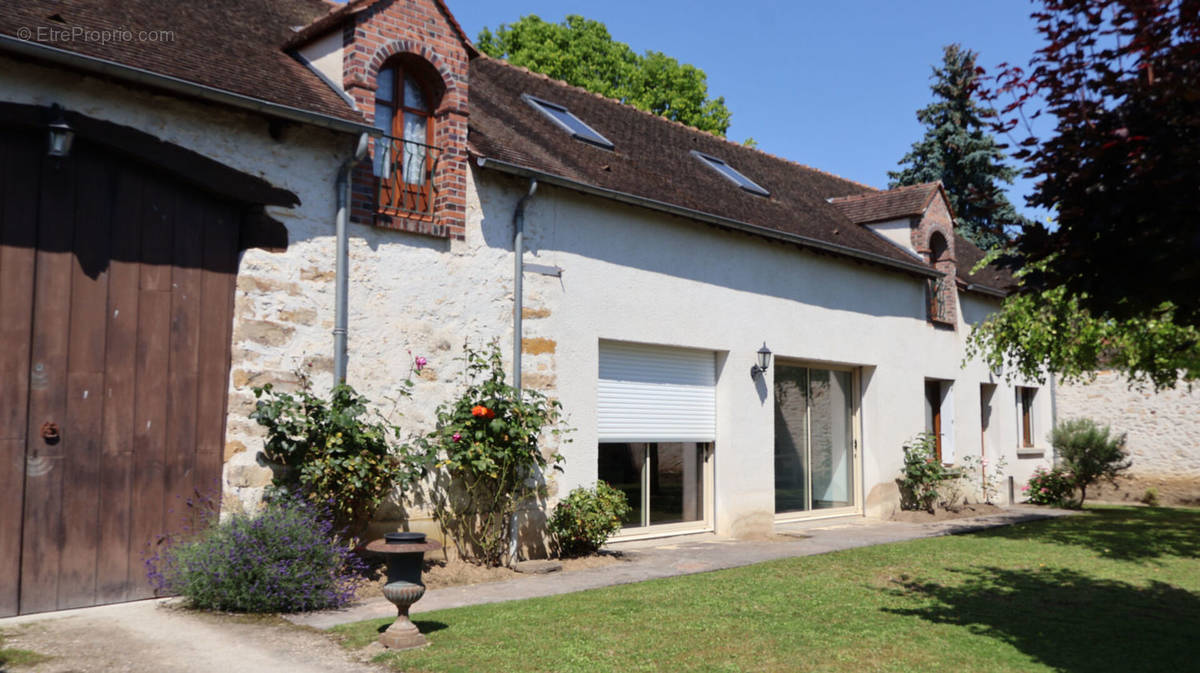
[965,256,1200,389]
[985,1,1200,325]
[890,44,1028,250]
[477,15,732,135]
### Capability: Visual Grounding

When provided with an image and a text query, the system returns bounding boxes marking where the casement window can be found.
[373,59,439,218]
[1017,386,1037,448]
[924,379,955,463]
[596,341,715,532]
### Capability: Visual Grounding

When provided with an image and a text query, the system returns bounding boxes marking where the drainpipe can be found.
[512,179,539,391]
[509,178,538,565]
[333,133,370,385]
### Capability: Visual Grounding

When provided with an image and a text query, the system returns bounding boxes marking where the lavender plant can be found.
[147,496,363,613]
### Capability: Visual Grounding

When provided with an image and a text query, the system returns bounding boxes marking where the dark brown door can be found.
[0,129,239,616]
[925,380,943,462]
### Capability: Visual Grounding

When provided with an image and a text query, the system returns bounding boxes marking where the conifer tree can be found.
[890,44,1026,250]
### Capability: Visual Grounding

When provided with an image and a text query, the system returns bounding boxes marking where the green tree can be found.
[890,44,1027,250]
[477,15,732,136]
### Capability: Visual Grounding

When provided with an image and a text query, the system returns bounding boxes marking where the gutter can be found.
[475,157,941,280]
[0,34,374,136]
[963,283,1009,298]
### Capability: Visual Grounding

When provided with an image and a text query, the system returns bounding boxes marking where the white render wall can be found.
[504,179,1053,534]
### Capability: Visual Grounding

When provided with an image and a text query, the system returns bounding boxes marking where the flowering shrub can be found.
[147,496,363,613]
[417,341,567,566]
[899,433,962,512]
[548,482,631,558]
[250,365,431,539]
[1023,466,1077,507]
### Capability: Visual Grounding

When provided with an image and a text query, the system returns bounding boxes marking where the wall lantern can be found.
[47,104,75,158]
[751,342,772,378]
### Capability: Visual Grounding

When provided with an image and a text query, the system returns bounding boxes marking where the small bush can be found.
[549,481,631,557]
[1141,487,1161,507]
[250,371,430,539]
[1051,418,1131,506]
[899,433,962,512]
[147,496,363,613]
[1023,465,1077,507]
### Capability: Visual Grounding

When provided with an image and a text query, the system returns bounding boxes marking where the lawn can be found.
[333,506,1200,673]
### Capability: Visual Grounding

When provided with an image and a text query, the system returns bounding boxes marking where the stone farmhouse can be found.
[0,0,1053,616]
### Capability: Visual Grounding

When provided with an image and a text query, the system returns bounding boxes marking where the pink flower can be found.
[414,356,428,371]
[452,433,461,442]
[1040,487,1049,494]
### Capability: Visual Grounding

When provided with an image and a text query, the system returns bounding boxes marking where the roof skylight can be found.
[522,94,614,149]
[691,150,769,197]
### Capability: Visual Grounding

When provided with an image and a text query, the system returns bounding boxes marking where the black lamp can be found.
[751,342,772,378]
[47,104,74,158]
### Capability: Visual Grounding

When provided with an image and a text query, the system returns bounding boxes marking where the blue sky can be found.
[443,0,1051,221]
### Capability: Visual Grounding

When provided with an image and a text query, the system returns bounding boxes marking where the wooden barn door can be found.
[0,129,240,616]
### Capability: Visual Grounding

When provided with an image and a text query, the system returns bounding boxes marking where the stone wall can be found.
[1056,372,1200,505]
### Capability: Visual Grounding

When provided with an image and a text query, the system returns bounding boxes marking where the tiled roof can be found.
[954,234,1017,293]
[467,56,928,272]
[829,183,943,225]
[0,0,362,123]
[284,0,476,55]
[469,59,1013,293]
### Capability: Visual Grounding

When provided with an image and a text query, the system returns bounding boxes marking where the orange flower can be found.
[471,405,495,419]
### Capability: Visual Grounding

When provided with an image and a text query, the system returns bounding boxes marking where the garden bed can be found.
[889,502,1005,523]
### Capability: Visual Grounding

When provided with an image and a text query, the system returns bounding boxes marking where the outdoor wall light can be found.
[46,104,75,158]
[751,342,772,378]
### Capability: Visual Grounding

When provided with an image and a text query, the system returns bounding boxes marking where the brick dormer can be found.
[910,189,958,326]
[294,0,473,239]
[829,182,959,326]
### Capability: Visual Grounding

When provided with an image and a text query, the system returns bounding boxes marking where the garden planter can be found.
[365,534,442,650]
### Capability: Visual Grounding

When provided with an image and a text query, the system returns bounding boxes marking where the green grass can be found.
[333,506,1200,673]
[0,631,51,669]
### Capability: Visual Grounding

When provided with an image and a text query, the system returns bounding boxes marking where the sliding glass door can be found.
[598,442,708,528]
[774,364,857,515]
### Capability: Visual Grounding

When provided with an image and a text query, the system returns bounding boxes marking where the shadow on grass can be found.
[374,619,449,635]
[884,566,1200,672]
[976,506,1200,562]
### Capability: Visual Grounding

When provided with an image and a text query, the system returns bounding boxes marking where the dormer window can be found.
[374,58,442,218]
[523,94,614,149]
[691,151,769,197]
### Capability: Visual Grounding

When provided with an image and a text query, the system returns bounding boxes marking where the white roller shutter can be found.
[597,341,716,442]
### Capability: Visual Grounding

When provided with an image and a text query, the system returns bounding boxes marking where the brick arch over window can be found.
[924,229,957,325]
[367,41,466,115]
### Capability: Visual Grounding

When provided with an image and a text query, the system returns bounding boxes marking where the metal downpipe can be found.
[510,178,538,565]
[333,133,370,385]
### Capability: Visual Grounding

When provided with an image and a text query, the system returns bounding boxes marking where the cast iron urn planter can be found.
[365,532,441,650]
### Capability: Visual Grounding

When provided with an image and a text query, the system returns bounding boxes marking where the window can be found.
[522,94,614,149]
[924,379,954,463]
[374,59,440,217]
[1018,387,1037,448]
[599,443,707,527]
[691,151,770,196]
[597,342,715,532]
[927,233,953,324]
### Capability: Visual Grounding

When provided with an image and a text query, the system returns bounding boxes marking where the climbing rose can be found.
[452,433,461,442]
[414,356,427,371]
[471,405,495,419]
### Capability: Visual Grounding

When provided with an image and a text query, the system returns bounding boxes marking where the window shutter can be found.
[597,341,716,442]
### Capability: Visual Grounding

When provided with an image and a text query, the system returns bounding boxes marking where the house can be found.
[0,0,1053,616]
